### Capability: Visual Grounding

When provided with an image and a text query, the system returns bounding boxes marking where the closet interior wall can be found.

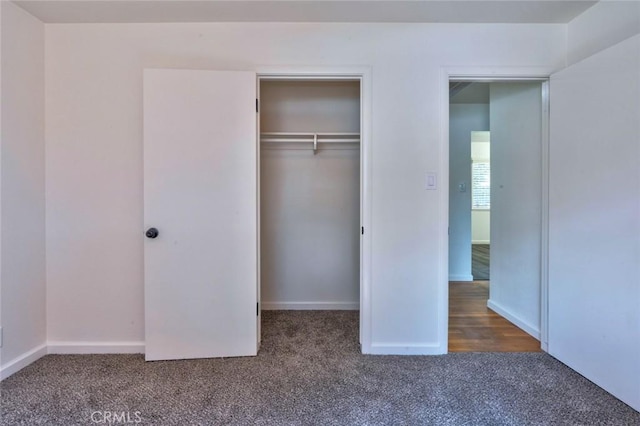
[259,80,361,310]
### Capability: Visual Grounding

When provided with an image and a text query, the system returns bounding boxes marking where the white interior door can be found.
[489,82,542,339]
[548,35,640,411]
[143,69,258,361]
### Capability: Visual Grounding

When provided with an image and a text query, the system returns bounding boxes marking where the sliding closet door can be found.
[143,69,258,361]
[548,35,640,410]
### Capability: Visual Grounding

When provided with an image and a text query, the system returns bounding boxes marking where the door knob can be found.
[145,227,159,239]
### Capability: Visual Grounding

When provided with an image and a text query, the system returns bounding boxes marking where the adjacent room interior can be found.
[448,81,544,353]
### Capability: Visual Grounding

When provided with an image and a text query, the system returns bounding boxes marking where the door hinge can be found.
[257,302,259,315]
[256,99,259,113]
[361,226,364,235]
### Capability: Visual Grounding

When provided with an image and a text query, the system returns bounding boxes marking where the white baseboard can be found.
[0,343,48,380]
[261,301,359,310]
[472,240,490,245]
[47,341,145,354]
[449,274,474,282]
[487,299,540,340]
[366,342,446,355]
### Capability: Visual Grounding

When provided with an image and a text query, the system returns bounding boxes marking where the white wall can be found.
[0,2,47,378]
[471,211,490,244]
[567,0,640,65]
[260,81,360,133]
[449,104,489,281]
[260,81,360,309]
[45,23,565,354]
[0,0,3,374]
[470,137,490,159]
[549,33,640,412]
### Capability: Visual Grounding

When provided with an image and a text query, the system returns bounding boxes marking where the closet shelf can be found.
[260,132,360,153]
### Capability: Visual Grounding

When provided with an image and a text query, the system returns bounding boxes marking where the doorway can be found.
[448,80,548,352]
[257,76,365,350]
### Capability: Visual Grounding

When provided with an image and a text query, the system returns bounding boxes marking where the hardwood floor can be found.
[449,281,541,352]
[472,244,490,280]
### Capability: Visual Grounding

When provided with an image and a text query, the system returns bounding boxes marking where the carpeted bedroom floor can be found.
[1,311,638,425]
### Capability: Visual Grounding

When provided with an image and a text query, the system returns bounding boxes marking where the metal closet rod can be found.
[260,132,360,153]
[260,132,360,135]
[260,132,360,142]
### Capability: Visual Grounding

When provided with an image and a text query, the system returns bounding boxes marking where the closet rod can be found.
[260,138,360,143]
[260,132,360,136]
[260,132,360,154]
[260,132,360,143]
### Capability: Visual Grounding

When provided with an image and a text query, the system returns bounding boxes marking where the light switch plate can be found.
[426,172,437,190]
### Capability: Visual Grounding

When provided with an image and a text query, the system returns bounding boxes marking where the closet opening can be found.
[257,77,362,351]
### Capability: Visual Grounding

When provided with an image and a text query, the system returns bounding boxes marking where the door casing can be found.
[441,68,551,353]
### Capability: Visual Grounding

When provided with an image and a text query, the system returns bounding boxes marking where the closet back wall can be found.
[260,81,360,310]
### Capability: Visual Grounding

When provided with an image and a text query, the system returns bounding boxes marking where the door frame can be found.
[256,67,372,353]
[440,67,551,352]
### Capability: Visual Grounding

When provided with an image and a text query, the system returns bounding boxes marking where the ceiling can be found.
[450,82,490,104]
[14,0,598,24]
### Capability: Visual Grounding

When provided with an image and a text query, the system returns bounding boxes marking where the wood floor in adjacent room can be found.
[449,281,541,352]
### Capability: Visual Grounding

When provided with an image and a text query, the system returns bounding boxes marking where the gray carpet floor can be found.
[1,311,638,425]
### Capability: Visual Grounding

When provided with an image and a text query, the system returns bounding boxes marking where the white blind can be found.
[472,161,490,209]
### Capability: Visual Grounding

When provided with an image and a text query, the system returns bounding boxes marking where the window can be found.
[472,160,490,209]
